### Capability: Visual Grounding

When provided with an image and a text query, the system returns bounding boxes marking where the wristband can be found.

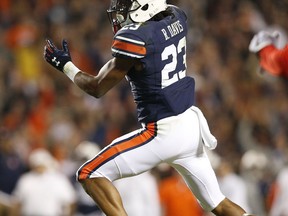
[63,61,80,82]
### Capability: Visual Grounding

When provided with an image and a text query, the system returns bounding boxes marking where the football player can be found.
[44,0,253,215]
[249,30,288,79]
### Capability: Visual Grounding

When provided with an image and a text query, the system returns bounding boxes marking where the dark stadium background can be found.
[0,0,287,215]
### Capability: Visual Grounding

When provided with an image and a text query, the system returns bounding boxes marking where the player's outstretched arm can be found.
[74,57,134,98]
[44,39,136,98]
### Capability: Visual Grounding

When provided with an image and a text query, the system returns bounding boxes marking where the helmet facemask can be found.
[107,0,139,34]
[107,0,167,34]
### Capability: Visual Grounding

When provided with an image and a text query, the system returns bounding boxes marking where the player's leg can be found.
[77,122,161,216]
[168,107,248,215]
[212,198,246,216]
[80,177,127,216]
[171,151,247,216]
[129,108,250,216]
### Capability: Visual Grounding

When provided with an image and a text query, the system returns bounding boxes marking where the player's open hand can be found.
[44,39,71,72]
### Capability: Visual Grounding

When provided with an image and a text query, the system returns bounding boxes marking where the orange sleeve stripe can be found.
[112,39,147,56]
[77,123,157,180]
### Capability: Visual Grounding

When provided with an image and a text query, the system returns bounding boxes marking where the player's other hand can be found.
[249,30,280,53]
[44,39,71,72]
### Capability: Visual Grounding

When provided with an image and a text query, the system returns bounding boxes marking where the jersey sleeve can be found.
[259,45,288,78]
[111,29,147,59]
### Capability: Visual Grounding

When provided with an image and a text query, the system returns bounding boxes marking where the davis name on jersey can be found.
[161,20,184,40]
[111,6,195,123]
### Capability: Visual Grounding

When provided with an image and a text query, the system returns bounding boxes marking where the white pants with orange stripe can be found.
[77,106,225,211]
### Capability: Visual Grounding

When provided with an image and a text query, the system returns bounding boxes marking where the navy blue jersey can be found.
[111,6,195,123]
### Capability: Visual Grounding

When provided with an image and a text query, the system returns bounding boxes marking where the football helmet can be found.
[107,0,167,33]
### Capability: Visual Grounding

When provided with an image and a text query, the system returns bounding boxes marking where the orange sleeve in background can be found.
[259,45,288,78]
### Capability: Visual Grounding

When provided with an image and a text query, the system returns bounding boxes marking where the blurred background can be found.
[0,0,288,215]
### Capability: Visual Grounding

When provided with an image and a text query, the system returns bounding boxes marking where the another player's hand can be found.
[249,31,280,53]
[44,39,71,72]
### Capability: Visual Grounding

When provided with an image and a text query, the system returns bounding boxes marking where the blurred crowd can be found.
[0,0,288,215]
